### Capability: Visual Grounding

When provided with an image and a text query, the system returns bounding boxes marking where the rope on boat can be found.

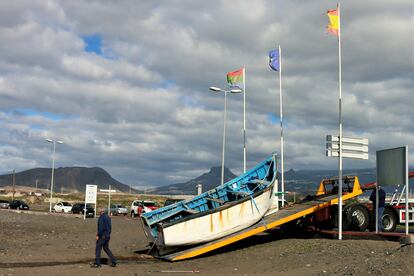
[146,240,157,255]
[139,216,150,241]
[249,194,261,215]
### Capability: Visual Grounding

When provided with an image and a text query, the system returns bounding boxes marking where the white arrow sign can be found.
[100,189,116,193]
[326,135,369,145]
[326,149,369,160]
[327,143,369,152]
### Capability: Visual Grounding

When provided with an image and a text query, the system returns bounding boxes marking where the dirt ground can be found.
[0,209,413,276]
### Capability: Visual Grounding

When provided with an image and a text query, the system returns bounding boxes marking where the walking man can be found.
[370,186,386,231]
[92,208,117,268]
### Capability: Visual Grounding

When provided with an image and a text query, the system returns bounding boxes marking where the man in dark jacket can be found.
[91,208,117,268]
[370,186,386,231]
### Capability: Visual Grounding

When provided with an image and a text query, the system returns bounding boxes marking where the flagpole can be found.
[337,2,343,240]
[279,45,285,207]
[243,66,247,173]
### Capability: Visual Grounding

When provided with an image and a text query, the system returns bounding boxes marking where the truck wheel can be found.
[348,204,369,231]
[382,208,397,232]
[131,211,136,218]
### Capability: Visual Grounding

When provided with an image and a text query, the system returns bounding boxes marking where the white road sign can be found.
[326,135,369,145]
[326,149,369,160]
[328,143,369,152]
[85,184,97,204]
[100,189,116,193]
[326,135,369,160]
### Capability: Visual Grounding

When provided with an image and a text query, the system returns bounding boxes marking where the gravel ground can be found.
[0,209,412,276]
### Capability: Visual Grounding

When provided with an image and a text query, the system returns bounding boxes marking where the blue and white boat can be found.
[141,154,277,248]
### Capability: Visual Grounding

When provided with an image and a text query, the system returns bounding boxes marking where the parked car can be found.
[163,198,185,206]
[0,200,9,209]
[72,202,95,216]
[108,204,128,216]
[130,200,158,217]
[54,202,72,213]
[9,200,29,210]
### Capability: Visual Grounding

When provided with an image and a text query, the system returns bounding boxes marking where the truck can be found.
[154,173,412,261]
[130,200,158,217]
[297,173,414,232]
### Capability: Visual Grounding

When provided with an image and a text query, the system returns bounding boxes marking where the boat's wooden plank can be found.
[206,197,225,204]
[182,209,199,214]
[249,179,270,185]
[228,191,250,196]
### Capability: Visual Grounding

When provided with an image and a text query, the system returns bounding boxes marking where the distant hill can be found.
[150,166,237,195]
[150,167,380,196]
[0,167,137,193]
[283,168,377,195]
[2,165,411,196]
[151,166,413,196]
[283,167,413,195]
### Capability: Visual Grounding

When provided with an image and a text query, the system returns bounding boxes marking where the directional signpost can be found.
[326,135,369,159]
[100,185,116,216]
[85,184,97,220]
[326,135,369,239]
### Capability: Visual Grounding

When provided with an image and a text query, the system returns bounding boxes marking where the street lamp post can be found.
[46,138,63,213]
[209,86,242,185]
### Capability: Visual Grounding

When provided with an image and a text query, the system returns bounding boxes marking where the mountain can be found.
[282,168,377,195]
[153,166,413,196]
[283,167,413,195]
[0,167,136,193]
[150,167,379,196]
[151,166,237,195]
[2,165,411,196]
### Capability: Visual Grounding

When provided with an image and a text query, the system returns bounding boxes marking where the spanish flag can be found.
[327,8,339,37]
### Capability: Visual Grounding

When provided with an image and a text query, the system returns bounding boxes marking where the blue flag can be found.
[269,49,279,71]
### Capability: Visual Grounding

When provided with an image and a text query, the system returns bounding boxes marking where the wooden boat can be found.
[140,154,277,248]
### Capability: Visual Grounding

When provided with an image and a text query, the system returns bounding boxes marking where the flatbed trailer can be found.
[154,176,363,261]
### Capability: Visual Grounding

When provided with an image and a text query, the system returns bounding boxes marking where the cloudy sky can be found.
[0,1,412,188]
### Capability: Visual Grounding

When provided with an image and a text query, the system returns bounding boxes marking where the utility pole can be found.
[12,169,15,200]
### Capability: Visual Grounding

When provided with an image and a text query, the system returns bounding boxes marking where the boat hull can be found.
[158,185,274,247]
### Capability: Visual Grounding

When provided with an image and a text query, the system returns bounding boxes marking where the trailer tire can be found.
[382,208,397,232]
[347,204,369,231]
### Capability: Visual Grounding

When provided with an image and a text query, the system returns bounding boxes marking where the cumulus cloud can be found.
[0,0,412,187]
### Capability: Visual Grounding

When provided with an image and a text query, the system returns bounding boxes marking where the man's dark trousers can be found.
[95,235,116,265]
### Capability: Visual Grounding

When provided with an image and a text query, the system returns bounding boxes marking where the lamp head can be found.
[209,86,222,92]
[230,88,242,94]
